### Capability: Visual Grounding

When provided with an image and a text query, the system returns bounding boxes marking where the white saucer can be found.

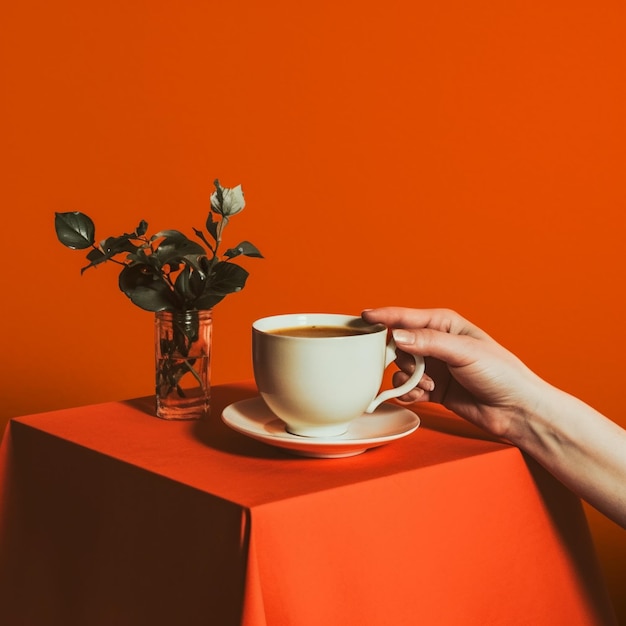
[221,397,420,458]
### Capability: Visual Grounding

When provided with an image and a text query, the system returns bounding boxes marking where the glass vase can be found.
[154,309,212,420]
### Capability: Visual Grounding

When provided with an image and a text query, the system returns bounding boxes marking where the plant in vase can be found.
[54,179,262,420]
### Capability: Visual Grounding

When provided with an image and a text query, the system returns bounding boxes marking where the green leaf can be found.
[207,261,249,295]
[173,266,193,302]
[135,220,148,236]
[193,293,226,309]
[81,248,107,274]
[151,229,187,239]
[102,234,140,255]
[125,246,151,268]
[118,264,179,312]
[191,261,248,309]
[153,232,207,267]
[54,212,96,250]
[224,240,264,259]
[187,266,210,298]
[78,234,140,272]
[86,248,105,262]
[205,213,219,242]
[173,265,206,304]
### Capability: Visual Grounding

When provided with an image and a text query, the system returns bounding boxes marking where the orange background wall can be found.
[1,0,624,619]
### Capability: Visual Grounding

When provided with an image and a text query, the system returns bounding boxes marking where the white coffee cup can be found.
[252,313,425,437]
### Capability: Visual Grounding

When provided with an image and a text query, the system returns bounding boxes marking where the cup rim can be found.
[252,313,386,336]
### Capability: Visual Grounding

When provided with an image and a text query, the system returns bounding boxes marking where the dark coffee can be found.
[267,325,378,338]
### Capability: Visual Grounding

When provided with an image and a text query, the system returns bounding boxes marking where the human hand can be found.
[364,307,626,528]
[361,307,547,440]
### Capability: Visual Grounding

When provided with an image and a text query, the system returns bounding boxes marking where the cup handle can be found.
[365,336,425,413]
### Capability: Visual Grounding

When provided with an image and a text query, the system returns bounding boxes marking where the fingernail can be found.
[392,329,414,345]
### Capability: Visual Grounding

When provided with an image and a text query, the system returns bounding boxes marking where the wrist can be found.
[501,372,558,449]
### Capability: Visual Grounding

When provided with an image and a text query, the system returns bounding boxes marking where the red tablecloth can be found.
[0,382,616,625]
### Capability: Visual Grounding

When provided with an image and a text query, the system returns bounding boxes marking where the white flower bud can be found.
[211,184,246,216]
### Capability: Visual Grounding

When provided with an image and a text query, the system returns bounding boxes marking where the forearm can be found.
[507,380,626,528]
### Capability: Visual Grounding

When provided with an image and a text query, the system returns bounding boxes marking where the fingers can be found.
[363,307,516,408]
[362,307,461,332]
[393,351,451,403]
[392,327,483,369]
[391,370,432,403]
[362,307,492,342]
[418,372,436,392]
[394,350,435,390]
[391,325,531,406]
